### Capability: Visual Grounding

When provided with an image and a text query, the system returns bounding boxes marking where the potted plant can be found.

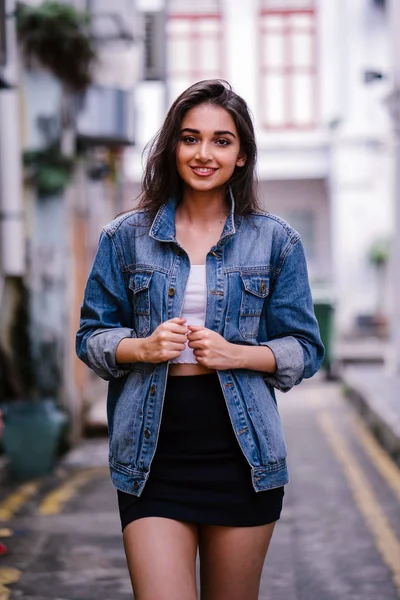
[23,145,75,197]
[16,0,97,172]
[16,1,96,94]
[367,237,391,337]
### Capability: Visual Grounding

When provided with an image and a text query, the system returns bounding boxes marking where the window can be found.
[259,0,318,130]
[167,1,223,101]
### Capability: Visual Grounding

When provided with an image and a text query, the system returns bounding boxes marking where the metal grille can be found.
[143,10,165,81]
[0,0,6,67]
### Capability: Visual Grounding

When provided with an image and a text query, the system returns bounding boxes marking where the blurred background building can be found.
[0,0,397,440]
[126,0,393,339]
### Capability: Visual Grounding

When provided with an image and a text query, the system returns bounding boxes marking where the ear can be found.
[236,153,247,167]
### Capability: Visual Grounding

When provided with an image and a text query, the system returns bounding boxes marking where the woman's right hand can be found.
[139,317,188,363]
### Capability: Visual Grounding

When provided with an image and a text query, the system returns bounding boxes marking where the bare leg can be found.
[198,521,276,600]
[123,517,199,600]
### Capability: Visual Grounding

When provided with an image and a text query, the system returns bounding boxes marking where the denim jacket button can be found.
[150,385,156,395]
[144,428,151,439]
[134,481,139,490]
[212,250,220,258]
[176,247,182,256]
[168,287,175,297]
[260,280,267,294]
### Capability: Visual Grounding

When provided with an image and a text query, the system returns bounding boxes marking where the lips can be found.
[190,166,218,177]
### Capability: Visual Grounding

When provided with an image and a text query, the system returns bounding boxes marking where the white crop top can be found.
[170,265,206,364]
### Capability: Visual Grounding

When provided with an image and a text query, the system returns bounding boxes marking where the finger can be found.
[186,331,204,341]
[169,317,187,324]
[163,323,188,335]
[161,332,188,344]
[187,324,203,331]
[187,340,204,349]
[166,349,186,360]
[167,342,187,351]
[161,344,186,358]
[193,350,205,363]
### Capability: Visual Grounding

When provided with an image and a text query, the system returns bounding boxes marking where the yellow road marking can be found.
[0,587,9,600]
[347,410,400,503]
[0,567,21,600]
[318,411,400,591]
[0,530,12,538]
[38,467,108,515]
[0,482,41,521]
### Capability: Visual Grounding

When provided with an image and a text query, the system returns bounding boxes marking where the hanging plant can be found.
[16,1,97,92]
[368,238,391,267]
[23,146,75,197]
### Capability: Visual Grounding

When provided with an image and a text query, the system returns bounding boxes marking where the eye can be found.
[215,139,231,147]
[181,136,198,144]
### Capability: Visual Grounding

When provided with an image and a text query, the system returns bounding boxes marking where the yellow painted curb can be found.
[38,467,108,515]
[0,585,10,600]
[0,481,41,521]
[0,530,12,538]
[318,411,400,592]
[0,568,21,585]
[0,567,21,598]
[348,410,400,502]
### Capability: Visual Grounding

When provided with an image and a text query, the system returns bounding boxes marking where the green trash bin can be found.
[312,285,335,378]
[1,399,68,480]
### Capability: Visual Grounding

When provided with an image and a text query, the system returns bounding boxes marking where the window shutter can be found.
[0,0,6,67]
[143,11,166,82]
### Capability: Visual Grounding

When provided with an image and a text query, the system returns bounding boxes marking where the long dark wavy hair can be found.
[137,79,260,218]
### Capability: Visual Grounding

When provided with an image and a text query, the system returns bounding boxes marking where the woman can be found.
[76,80,324,600]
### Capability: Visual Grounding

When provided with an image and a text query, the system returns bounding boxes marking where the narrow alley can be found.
[0,376,399,600]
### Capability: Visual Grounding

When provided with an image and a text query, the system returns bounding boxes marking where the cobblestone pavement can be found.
[0,376,399,599]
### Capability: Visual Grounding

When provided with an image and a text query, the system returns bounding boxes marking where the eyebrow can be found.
[180,127,237,138]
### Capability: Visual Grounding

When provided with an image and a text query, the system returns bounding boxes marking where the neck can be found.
[178,187,230,225]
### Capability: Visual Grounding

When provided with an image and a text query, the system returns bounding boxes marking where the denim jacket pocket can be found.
[239,273,269,339]
[129,271,153,337]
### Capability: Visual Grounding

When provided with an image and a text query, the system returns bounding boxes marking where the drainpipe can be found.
[0,0,25,280]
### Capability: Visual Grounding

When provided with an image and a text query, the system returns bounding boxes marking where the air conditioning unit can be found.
[76,85,135,146]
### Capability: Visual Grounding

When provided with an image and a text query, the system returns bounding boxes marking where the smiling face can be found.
[176,103,246,196]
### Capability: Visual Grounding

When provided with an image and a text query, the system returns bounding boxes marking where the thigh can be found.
[123,517,199,600]
[198,521,276,600]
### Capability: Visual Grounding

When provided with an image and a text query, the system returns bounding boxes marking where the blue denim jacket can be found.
[76,195,324,495]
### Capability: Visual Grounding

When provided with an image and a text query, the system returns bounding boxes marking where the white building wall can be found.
[328,0,393,335]
[125,0,394,339]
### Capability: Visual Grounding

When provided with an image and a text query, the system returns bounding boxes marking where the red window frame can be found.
[259,1,318,131]
[167,12,224,82]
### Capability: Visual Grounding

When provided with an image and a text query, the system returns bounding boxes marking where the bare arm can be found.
[230,343,277,373]
[187,326,277,373]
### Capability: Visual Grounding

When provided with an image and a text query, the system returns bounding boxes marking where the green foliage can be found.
[368,238,391,267]
[16,1,96,92]
[23,147,75,197]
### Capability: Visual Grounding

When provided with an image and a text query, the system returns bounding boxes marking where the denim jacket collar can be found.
[149,187,239,246]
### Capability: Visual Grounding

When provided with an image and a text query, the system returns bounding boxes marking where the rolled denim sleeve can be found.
[76,230,136,381]
[260,237,325,392]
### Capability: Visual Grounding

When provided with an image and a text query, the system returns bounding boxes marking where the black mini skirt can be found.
[117,373,284,530]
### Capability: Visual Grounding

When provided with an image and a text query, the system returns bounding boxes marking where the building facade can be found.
[0,0,143,436]
[126,0,394,344]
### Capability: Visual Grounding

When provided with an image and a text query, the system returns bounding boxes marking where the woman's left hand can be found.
[187,325,237,370]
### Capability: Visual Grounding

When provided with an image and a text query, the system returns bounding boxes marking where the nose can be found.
[195,142,212,162]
